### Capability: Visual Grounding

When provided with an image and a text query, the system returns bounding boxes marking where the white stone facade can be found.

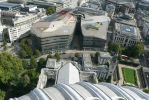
[113,22,140,47]
[6,9,46,42]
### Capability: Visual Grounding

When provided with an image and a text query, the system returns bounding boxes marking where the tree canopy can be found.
[0,52,40,99]
[0,52,24,85]
[30,56,37,68]
[108,43,122,54]
[38,58,46,69]
[47,7,56,15]
[131,42,144,57]
[0,90,5,100]
[54,53,61,61]
[34,49,41,58]
[19,39,33,58]
[123,42,144,58]
[108,42,144,58]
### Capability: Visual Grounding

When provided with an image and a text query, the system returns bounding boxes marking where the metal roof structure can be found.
[11,82,149,100]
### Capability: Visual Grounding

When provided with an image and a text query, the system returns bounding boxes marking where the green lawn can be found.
[122,68,137,85]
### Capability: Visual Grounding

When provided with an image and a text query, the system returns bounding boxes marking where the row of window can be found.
[114,36,136,46]
[41,38,69,45]
[15,16,39,27]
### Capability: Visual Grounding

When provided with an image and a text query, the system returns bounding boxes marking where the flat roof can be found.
[115,22,140,38]
[115,17,137,26]
[81,13,110,39]
[0,2,21,8]
[107,0,135,8]
[31,9,76,38]
[25,5,37,8]
[100,51,112,58]
[141,0,149,3]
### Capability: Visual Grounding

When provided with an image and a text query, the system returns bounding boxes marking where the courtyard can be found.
[122,68,137,85]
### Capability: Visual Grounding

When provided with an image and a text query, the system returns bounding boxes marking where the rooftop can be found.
[100,51,112,58]
[25,5,37,8]
[138,1,149,11]
[46,58,67,69]
[80,0,102,11]
[115,16,136,26]
[141,0,149,3]
[115,22,140,38]
[12,82,149,100]
[0,2,21,8]
[56,62,80,84]
[81,13,110,39]
[107,0,135,8]
[31,9,77,38]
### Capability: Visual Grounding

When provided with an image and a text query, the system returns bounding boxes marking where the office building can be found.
[28,0,79,12]
[10,82,149,100]
[142,17,149,40]
[0,2,22,11]
[0,0,7,2]
[106,4,115,17]
[79,0,103,11]
[136,0,149,27]
[1,8,46,42]
[8,0,27,4]
[31,9,76,53]
[81,10,110,51]
[112,16,141,47]
[27,0,63,12]
[106,0,135,14]
[136,0,149,41]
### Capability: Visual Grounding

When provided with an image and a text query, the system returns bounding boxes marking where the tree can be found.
[22,60,29,68]
[47,7,56,15]
[143,89,149,93]
[132,42,144,58]
[19,49,27,58]
[54,53,61,61]
[47,53,53,59]
[30,56,37,68]
[21,74,30,87]
[27,69,39,88]
[24,45,33,57]
[0,90,5,100]
[20,39,33,58]
[95,52,100,58]
[34,49,41,58]
[95,52,100,64]
[0,52,24,85]
[38,58,46,68]
[75,53,80,58]
[108,43,122,54]
[0,52,40,99]
[124,42,144,58]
